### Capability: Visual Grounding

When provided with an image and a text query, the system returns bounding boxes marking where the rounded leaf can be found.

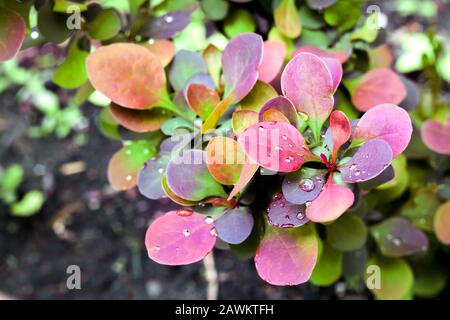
[232,110,258,135]
[258,96,298,127]
[434,202,450,245]
[223,33,263,101]
[282,169,325,205]
[281,53,334,129]
[137,153,171,200]
[351,68,407,112]
[107,140,160,191]
[371,217,428,257]
[352,104,412,157]
[340,139,393,183]
[306,180,355,223]
[326,213,368,251]
[169,50,208,92]
[367,255,413,300]
[267,193,309,228]
[110,103,171,133]
[258,41,286,83]
[166,149,227,201]
[238,121,314,172]
[255,224,318,286]
[421,118,450,154]
[215,207,254,244]
[87,8,121,40]
[145,210,216,265]
[144,39,176,67]
[0,8,26,62]
[87,43,166,109]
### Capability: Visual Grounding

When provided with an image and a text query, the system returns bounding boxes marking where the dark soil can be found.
[0,88,341,300]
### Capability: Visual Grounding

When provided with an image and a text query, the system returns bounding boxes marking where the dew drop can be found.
[126,149,132,155]
[258,126,265,132]
[274,146,284,151]
[273,192,282,200]
[281,135,288,140]
[305,201,312,207]
[299,178,315,192]
[288,144,293,148]
[183,229,190,237]
[279,202,285,208]
[148,246,160,254]
[157,168,164,174]
[284,158,291,163]
[296,212,305,220]
[125,175,132,181]
[354,170,361,177]
[176,209,194,217]
[164,15,173,23]
[210,228,218,237]
[349,164,357,171]
[148,38,155,45]
[204,216,214,224]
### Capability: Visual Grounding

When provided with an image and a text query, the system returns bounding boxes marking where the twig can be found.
[203,252,219,300]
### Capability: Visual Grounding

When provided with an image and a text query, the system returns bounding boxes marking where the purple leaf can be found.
[352,104,413,157]
[371,217,429,257]
[223,33,263,101]
[258,96,298,127]
[282,169,325,205]
[137,11,191,39]
[137,153,171,200]
[166,149,227,201]
[145,210,216,265]
[358,165,395,190]
[267,192,309,228]
[169,50,208,91]
[340,139,393,183]
[215,207,254,244]
[399,76,419,111]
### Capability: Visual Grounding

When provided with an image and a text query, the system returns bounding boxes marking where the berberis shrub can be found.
[1,0,449,300]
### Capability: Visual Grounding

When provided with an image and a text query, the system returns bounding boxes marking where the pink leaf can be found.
[255,224,318,286]
[0,8,26,62]
[321,57,342,93]
[145,210,216,265]
[351,68,407,112]
[223,33,263,101]
[306,178,355,223]
[352,104,413,157]
[292,46,348,63]
[87,43,166,109]
[238,121,315,172]
[258,40,286,83]
[421,117,450,154]
[281,53,334,129]
[329,110,351,163]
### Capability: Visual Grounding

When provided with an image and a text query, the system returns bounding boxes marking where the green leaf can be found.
[413,264,447,298]
[97,107,121,140]
[11,191,45,217]
[326,213,367,251]
[324,0,362,32]
[350,12,379,43]
[53,0,88,12]
[53,40,89,89]
[395,33,434,73]
[310,241,343,286]
[87,9,122,40]
[201,0,229,21]
[224,9,255,38]
[366,255,414,300]
[37,1,72,43]
[274,0,301,39]
[399,188,440,232]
